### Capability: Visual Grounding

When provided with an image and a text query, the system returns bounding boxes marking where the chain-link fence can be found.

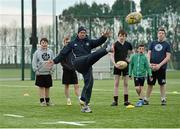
[0,13,180,80]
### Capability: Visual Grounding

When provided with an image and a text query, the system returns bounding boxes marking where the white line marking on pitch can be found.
[0,85,179,94]
[40,121,95,126]
[94,89,180,94]
[0,85,30,88]
[3,114,24,118]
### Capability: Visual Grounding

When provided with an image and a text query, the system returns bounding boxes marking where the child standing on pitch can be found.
[61,36,81,106]
[110,30,133,106]
[32,38,54,106]
[129,44,152,107]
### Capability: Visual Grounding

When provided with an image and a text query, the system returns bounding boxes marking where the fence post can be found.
[21,0,25,81]
[30,0,38,80]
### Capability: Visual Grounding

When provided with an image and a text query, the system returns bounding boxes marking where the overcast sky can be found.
[0,0,140,26]
[0,0,140,15]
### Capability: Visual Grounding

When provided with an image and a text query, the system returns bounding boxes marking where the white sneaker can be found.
[40,102,47,107]
[67,99,72,106]
[105,42,113,52]
[46,102,55,106]
[81,106,92,113]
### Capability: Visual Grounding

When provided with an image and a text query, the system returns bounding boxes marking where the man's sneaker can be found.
[46,102,55,106]
[40,102,46,107]
[106,43,113,52]
[161,99,166,106]
[124,101,131,106]
[136,100,143,107]
[67,99,72,106]
[103,41,113,52]
[111,101,118,106]
[143,100,149,105]
[79,99,85,107]
[81,106,92,113]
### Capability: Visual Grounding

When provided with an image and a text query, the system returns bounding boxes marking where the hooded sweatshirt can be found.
[32,48,54,75]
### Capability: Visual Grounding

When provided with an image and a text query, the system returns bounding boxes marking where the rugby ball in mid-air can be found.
[125,12,142,24]
[116,61,128,70]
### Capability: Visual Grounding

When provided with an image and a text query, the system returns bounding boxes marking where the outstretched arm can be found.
[90,30,111,48]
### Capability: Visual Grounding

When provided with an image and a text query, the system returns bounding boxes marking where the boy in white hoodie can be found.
[32,38,54,106]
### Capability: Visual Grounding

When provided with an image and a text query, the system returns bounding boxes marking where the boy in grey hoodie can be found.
[32,38,54,106]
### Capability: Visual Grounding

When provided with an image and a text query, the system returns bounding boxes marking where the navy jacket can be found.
[53,35,107,64]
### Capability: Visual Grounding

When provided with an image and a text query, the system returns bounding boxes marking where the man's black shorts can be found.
[147,68,166,85]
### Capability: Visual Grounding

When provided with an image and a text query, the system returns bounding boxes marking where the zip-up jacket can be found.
[129,53,152,77]
[53,35,107,64]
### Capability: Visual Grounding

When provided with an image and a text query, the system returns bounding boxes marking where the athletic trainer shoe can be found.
[136,100,143,107]
[111,101,118,106]
[46,102,55,106]
[67,99,72,106]
[106,43,113,52]
[40,102,46,107]
[79,99,85,107]
[143,100,149,105]
[161,99,166,106]
[81,106,92,113]
[102,41,113,52]
[124,101,131,106]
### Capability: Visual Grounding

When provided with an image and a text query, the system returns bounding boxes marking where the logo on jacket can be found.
[42,53,50,61]
[155,44,163,51]
[86,42,90,46]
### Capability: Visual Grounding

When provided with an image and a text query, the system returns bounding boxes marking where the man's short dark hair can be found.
[118,30,127,37]
[158,27,166,34]
[138,43,145,48]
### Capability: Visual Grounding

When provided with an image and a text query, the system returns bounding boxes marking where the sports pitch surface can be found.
[0,71,180,128]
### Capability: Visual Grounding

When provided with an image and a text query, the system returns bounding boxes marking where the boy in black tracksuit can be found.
[50,26,112,113]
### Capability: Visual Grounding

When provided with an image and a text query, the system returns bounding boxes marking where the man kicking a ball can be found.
[48,26,112,113]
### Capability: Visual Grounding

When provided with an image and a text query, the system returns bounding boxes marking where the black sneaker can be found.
[124,101,131,106]
[143,100,149,105]
[161,100,166,106]
[111,101,118,106]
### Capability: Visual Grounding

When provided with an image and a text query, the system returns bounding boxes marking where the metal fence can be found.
[0,13,180,80]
